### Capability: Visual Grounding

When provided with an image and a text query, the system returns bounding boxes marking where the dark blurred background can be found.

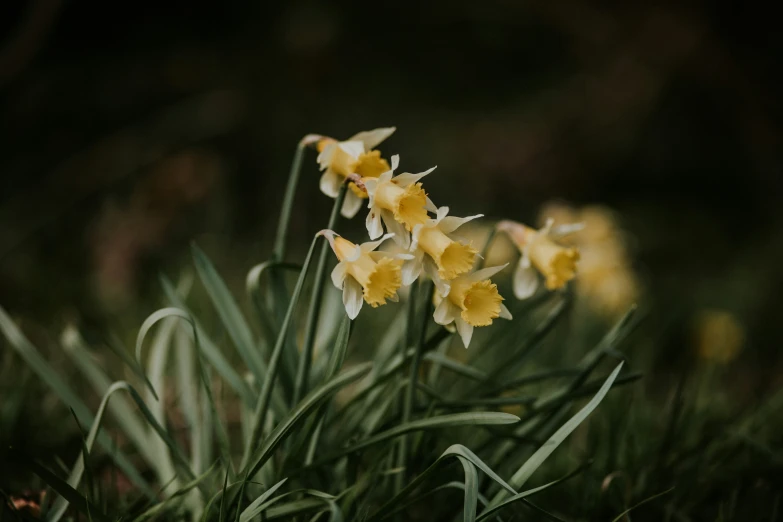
[2,0,783,389]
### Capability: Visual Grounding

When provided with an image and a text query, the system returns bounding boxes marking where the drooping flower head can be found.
[320,230,411,319]
[364,155,437,247]
[404,207,481,295]
[496,219,582,300]
[317,128,396,218]
[432,264,512,348]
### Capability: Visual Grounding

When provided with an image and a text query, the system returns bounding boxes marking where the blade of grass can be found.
[60,326,155,470]
[19,457,112,522]
[238,478,288,522]
[366,444,516,522]
[243,362,372,480]
[144,316,181,495]
[310,413,519,467]
[397,281,433,487]
[293,184,347,406]
[240,234,319,471]
[486,362,625,509]
[192,244,267,384]
[475,461,592,521]
[0,305,154,498]
[160,276,257,407]
[48,381,157,522]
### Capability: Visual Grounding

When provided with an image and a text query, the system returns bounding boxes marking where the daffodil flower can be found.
[496,219,582,300]
[364,155,437,248]
[320,230,412,319]
[404,207,482,295]
[432,264,512,348]
[317,127,396,218]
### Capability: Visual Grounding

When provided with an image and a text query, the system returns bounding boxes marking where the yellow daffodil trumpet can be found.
[317,127,396,218]
[496,219,582,300]
[364,155,437,248]
[320,230,412,319]
[404,206,482,294]
[432,264,512,348]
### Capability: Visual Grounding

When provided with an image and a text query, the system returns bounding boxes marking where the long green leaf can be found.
[192,244,267,383]
[315,414,519,467]
[0,305,154,498]
[367,444,516,522]
[238,478,288,522]
[487,362,624,509]
[160,277,257,407]
[458,456,479,522]
[293,185,347,406]
[21,458,112,522]
[244,362,373,479]
[241,235,319,470]
[60,326,154,468]
[48,382,152,522]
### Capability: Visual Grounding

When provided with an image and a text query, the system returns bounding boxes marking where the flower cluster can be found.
[315,127,583,347]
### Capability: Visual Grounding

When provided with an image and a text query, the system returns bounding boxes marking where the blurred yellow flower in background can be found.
[692,309,745,364]
[537,202,641,319]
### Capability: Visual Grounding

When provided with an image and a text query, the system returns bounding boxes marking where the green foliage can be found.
[4,138,778,522]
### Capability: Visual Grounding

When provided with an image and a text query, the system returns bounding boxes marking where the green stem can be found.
[240,235,320,472]
[395,280,433,490]
[292,185,347,407]
[272,135,321,261]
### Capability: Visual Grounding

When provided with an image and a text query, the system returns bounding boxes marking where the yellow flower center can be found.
[528,234,580,290]
[374,180,429,229]
[352,150,389,179]
[333,237,402,307]
[417,226,477,280]
[362,257,403,307]
[449,278,503,327]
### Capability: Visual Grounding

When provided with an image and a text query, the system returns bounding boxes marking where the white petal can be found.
[469,263,510,282]
[348,127,396,150]
[433,297,458,325]
[513,260,539,300]
[331,262,347,289]
[337,140,365,160]
[363,178,379,197]
[435,206,450,222]
[439,214,484,235]
[550,222,586,239]
[316,143,336,170]
[390,154,400,171]
[499,303,513,320]
[341,192,365,218]
[365,210,384,239]
[381,211,410,249]
[342,277,364,320]
[425,196,438,213]
[402,251,424,285]
[361,233,394,253]
[454,318,474,348]
[410,224,424,251]
[319,169,341,198]
[423,257,450,297]
[394,166,436,188]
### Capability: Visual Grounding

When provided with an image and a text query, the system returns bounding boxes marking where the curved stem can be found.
[272,134,322,262]
[292,184,347,407]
